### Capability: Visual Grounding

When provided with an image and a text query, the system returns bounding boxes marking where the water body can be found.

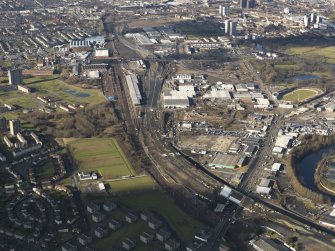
[291,74,320,82]
[65,89,90,98]
[298,146,335,195]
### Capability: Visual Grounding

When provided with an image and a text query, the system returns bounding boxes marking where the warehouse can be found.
[208,153,246,169]
[125,73,142,106]
[203,87,232,100]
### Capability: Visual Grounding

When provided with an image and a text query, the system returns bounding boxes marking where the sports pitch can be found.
[282,88,319,102]
[68,138,135,179]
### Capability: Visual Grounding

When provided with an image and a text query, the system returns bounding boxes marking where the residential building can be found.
[0,117,7,132]
[9,120,20,136]
[8,69,23,85]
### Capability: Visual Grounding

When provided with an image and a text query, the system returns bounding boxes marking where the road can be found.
[239,113,285,191]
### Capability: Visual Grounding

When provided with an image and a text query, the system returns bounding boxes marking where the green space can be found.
[174,21,222,37]
[35,159,56,181]
[0,88,37,108]
[119,190,207,243]
[282,88,318,102]
[24,75,105,105]
[92,189,207,250]
[287,45,335,64]
[68,138,135,179]
[107,176,155,194]
[274,64,300,71]
[92,220,152,251]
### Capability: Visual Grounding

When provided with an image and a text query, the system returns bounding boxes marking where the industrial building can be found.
[163,85,195,109]
[203,88,232,100]
[125,73,142,106]
[250,237,291,251]
[208,153,246,169]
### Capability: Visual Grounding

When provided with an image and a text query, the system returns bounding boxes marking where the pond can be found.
[65,89,90,98]
[297,145,335,199]
[291,74,320,82]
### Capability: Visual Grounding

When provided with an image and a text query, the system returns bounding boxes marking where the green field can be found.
[35,159,56,181]
[174,21,221,37]
[24,76,105,105]
[120,190,207,242]
[287,45,335,64]
[274,64,300,71]
[107,176,155,194]
[92,190,207,250]
[68,138,135,179]
[0,75,104,114]
[282,89,318,102]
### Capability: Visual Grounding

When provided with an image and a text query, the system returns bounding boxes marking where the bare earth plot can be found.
[179,134,237,152]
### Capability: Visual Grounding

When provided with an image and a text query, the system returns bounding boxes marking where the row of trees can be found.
[285,135,335,204]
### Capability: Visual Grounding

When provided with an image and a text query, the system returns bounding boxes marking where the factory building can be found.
[208,153,246,169]
[163,85,195,109]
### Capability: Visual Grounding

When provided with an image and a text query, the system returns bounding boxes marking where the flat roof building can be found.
[208,154,246,169]
[125,73,142,106]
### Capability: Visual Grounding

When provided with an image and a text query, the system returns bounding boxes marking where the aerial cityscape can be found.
[1,0,335,250]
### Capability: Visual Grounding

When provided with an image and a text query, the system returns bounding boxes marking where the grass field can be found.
[68,138,135,179]
[107,176,156,194]
[119,190,207,242]
[35,159,56,181]
[287,45,335,63]
[23,75,105,105]
[282,88,318,102]
[174,21,221,37]
[274,64,300,71]
[92,190,207,250]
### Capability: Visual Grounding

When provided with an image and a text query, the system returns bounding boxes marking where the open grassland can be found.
[120,190,207,242]
[24,75,105,105]
[0,88,38,108]
[35,159,56,181]
[282,88,319,102]
[287,45,335,63]
[68,138,135,179]
[92,190,207,250]
[274,64,300,71]
[107,176,155,194]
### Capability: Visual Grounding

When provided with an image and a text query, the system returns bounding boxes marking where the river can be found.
[298,146,335,197]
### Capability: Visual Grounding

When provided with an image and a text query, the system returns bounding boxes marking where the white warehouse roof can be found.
[125,73,141,106]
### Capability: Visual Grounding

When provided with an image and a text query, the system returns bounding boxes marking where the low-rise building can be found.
[125,213,138,223]
[108,219,121,231]
[156,228,171,242]
[165,238,180,251]
[103,201,117,212]
[122,238,136,250]
[139,232,154,244]
[94,227,108,239]
[92,212,105,223]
